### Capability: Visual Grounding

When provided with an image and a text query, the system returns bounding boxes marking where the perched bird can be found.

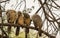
[32,14,42,36]
[23,13,31,37]
[15,11,24,36]
[6,10,17,34]
[23,13,31,26]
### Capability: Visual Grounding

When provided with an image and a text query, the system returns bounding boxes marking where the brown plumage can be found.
[23,13,31,38]
[32,14,42,36]
[6,10,17,34]
[15,11,24,36]
[23,13,31,26]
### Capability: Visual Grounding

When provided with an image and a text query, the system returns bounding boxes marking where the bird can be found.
[15,11,24,36]
[23,13,31,26]
[6,10,17,34]
[23,13,31,37]
[32,14,42,36]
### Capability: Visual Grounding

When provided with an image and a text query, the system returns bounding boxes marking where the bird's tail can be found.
[8,26,11,34]
[25,27,29,38]
[38,29,42,36]
[15,26,20,36]
[25,27,29,34]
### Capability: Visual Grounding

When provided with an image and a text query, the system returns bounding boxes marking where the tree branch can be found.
[0,23,55,38]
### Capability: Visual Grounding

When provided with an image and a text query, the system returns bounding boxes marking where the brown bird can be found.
[6,10,17,34]
[23,13,31,26]
[32,14,42,36]
[23,13,31,38]
[15,11,24,36]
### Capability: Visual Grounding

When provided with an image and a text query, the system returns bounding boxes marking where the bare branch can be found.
[0,23,55,38]
[47,4,59,9]
[51,0,60,8]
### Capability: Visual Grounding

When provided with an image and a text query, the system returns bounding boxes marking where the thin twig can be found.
[47,4,59,9]
[51,0,60,8]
